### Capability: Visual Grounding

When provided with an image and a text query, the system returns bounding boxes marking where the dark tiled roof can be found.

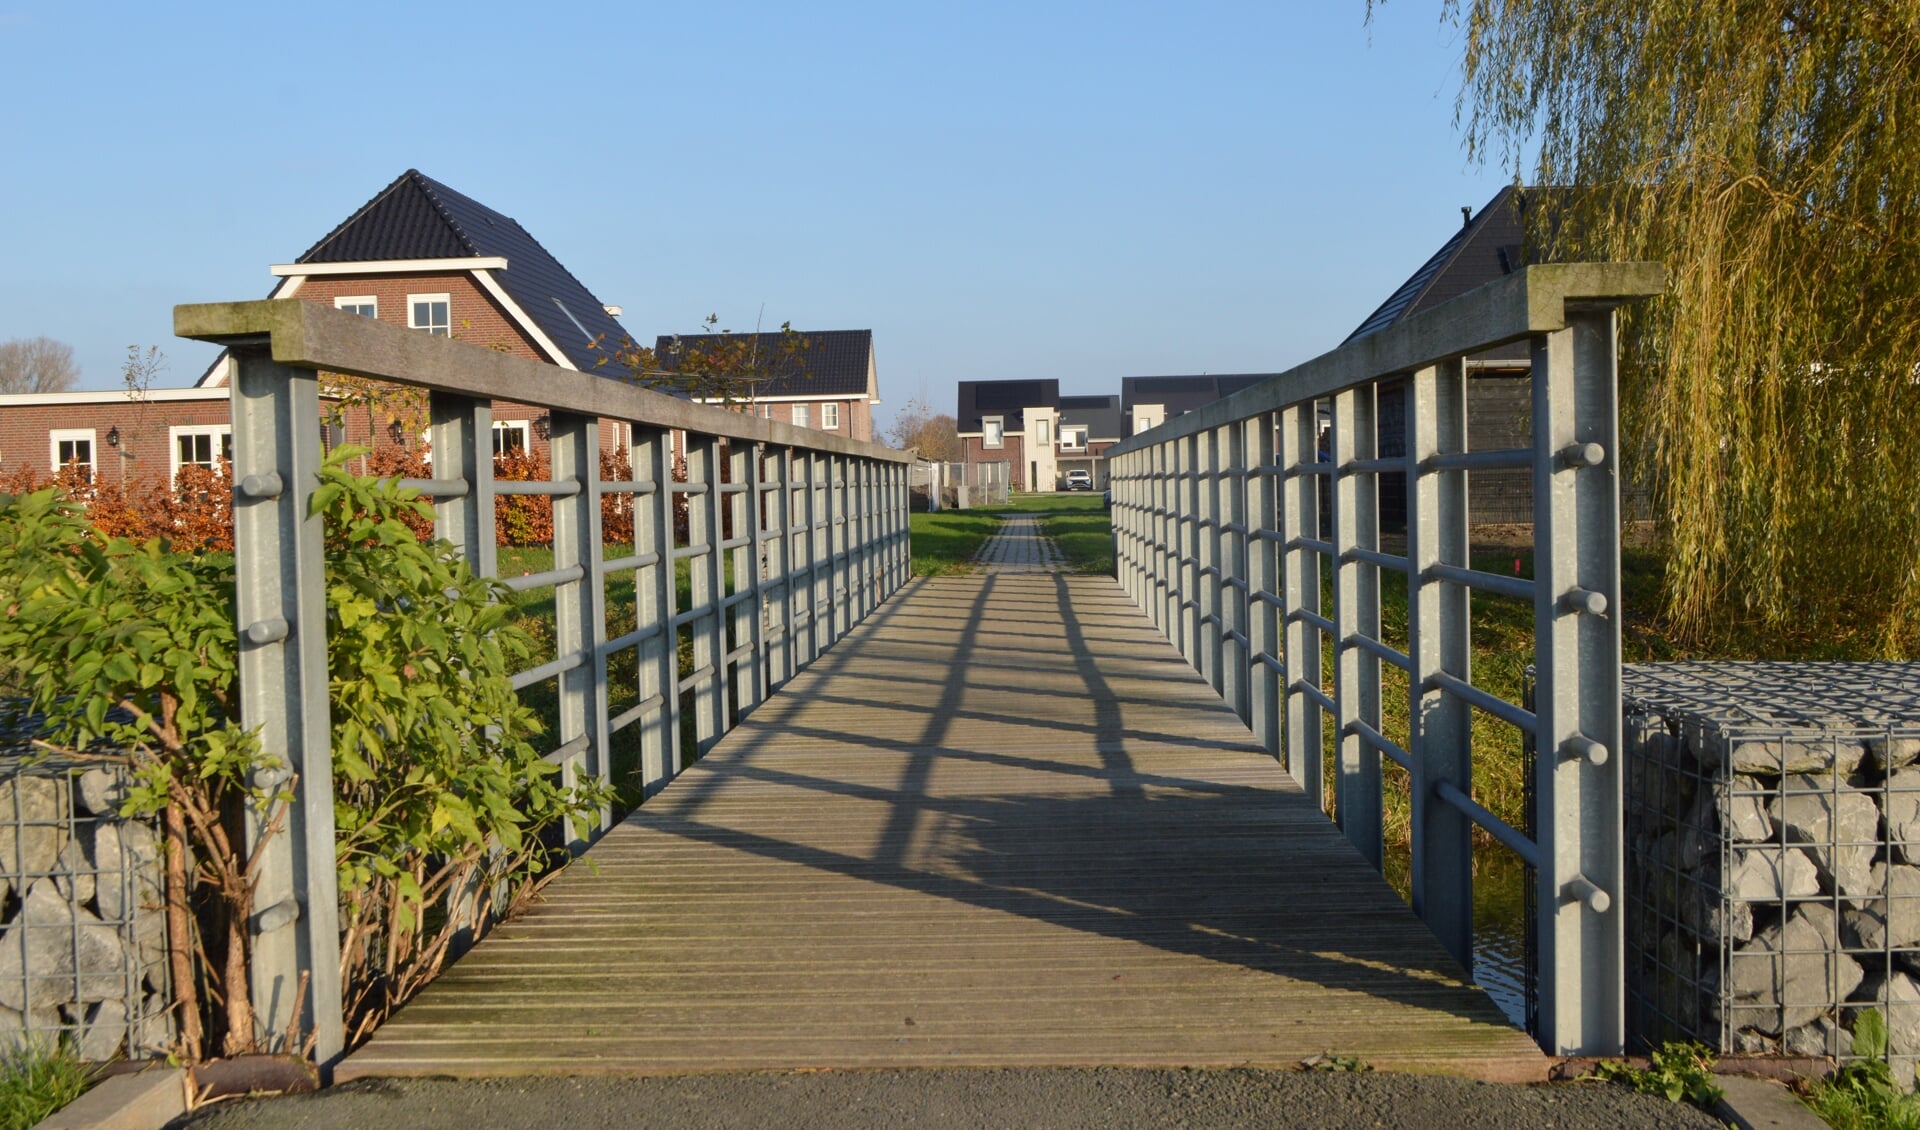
[956,379,1059,434]
[652,329,874,399]
[296,170,632,372]
[1119,374,1280,435]
[1343,185,1532,363]
[1058,395,1121,441]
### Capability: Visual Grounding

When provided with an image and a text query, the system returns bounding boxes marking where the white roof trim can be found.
[471,269,578,371]
[694,392,864,405]
[0,387,232,407]
[268,257,509,277]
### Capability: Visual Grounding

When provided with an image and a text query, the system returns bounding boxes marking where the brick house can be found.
[199,168,638,462]
[0,169,641,484]
[658,329,880,443]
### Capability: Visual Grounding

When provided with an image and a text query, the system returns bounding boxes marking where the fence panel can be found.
[178,299,914,1067]
[1104,263,1661,1056]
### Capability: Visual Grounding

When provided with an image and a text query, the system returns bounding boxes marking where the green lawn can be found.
[909,510,1000,575]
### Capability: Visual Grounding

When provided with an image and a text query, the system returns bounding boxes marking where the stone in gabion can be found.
[75,769,127,818]
[1884,766,1920,865]
[1726,903,1864,1034]
[0,776,65,880]
[1720,776,1775,843]
[1683,882,1752,945]
[1846,864,1920,951]
[1870,736,1920,771]
[1727,847,1821,903]
[1784,1014,1845,1057]
[92,820,161,926]
[0,881,132,1012]
[1771,775,1880,898]
[50,835,94,908]
[71,998,124,1062]
[1851,970,1920,1058]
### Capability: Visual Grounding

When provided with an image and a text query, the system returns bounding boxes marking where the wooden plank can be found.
[340,574,1544,1083]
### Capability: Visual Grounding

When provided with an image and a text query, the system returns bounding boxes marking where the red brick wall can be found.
[292,273,543,360]
[0,398,232,482]
[961,434,1025,489]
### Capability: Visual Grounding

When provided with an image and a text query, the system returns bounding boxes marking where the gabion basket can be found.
[1624,662,1920,1085]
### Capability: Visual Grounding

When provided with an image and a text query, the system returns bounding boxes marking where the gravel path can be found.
[173,1067,1727,1130]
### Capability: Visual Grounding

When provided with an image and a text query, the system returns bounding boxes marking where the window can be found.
[793,403,810,428]
[1036,418,1049,445]
[982,416,1004,449]
[335,295,377,317]
[492,420,530,456]
[50,429,95,483]
[408,293,451,336]
[1061,425,1087,451]
[170,425,233,478]
[821,403,840,429]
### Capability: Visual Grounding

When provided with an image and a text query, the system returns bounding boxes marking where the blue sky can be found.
[0,2,1516,434]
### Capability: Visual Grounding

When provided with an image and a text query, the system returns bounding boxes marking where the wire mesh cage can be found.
[0,750,171,1060]
[1624,662,1920,1085]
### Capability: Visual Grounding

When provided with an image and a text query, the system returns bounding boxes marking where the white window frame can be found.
[50,429,96,482]
[1060,425,1087,451]
[821,403,840,430]
[334,295,378,318]
[492,419,531,456]
[408,292,452,336]
[982,416,1005,449]
[1036,418,1049,446]
[792,403,811,428]
[169,424,233,479]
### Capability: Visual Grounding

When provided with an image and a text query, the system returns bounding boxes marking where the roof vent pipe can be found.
[1461,205,1473,228]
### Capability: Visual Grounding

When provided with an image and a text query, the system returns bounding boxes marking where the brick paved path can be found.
[970,514,1065,573]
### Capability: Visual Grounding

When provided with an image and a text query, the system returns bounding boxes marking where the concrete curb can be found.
[1714,1074,1828,1130]
[33,1064,187,1130]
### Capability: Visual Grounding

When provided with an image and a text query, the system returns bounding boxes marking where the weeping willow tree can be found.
[1429,2,1920,655]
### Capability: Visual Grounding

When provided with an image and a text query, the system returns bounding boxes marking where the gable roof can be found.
[653,329,875,400]
[956,379,1059,435]
[1343,185,1532,362]
[293,169,632,371]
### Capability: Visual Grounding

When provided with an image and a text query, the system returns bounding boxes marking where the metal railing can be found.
[1104,263,1664,1056]
[176,299,914,1067]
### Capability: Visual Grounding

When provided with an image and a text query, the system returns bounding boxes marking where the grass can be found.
[0,1041,95,1130]
[909,510,1000,575]
[1023,494,1114,573]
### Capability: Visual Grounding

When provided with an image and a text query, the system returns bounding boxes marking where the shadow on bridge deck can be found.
[340,573,1545,1082]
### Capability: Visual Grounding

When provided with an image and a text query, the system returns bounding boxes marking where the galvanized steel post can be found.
[229,350,345,1066]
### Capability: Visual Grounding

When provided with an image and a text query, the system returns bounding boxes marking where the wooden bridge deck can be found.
[340,571,1545,1082]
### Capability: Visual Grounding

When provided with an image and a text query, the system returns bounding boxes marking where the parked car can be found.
[1064,470,1093,491]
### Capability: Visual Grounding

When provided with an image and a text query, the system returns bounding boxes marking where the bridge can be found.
[175,261,1663,1078]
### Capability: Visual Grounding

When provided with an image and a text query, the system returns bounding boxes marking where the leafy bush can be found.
[0,446,611,1058]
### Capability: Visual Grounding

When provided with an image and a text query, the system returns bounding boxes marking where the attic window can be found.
[409,294,451,336]
[983,417,1004,449]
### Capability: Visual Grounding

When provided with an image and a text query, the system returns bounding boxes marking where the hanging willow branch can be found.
[1415,0,1920,654]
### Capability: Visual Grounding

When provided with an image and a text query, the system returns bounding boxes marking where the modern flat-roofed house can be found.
[956,378,1059,492]
[655,329,879,443]
[956,380,1121,492]
[1055,394,1121,489]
